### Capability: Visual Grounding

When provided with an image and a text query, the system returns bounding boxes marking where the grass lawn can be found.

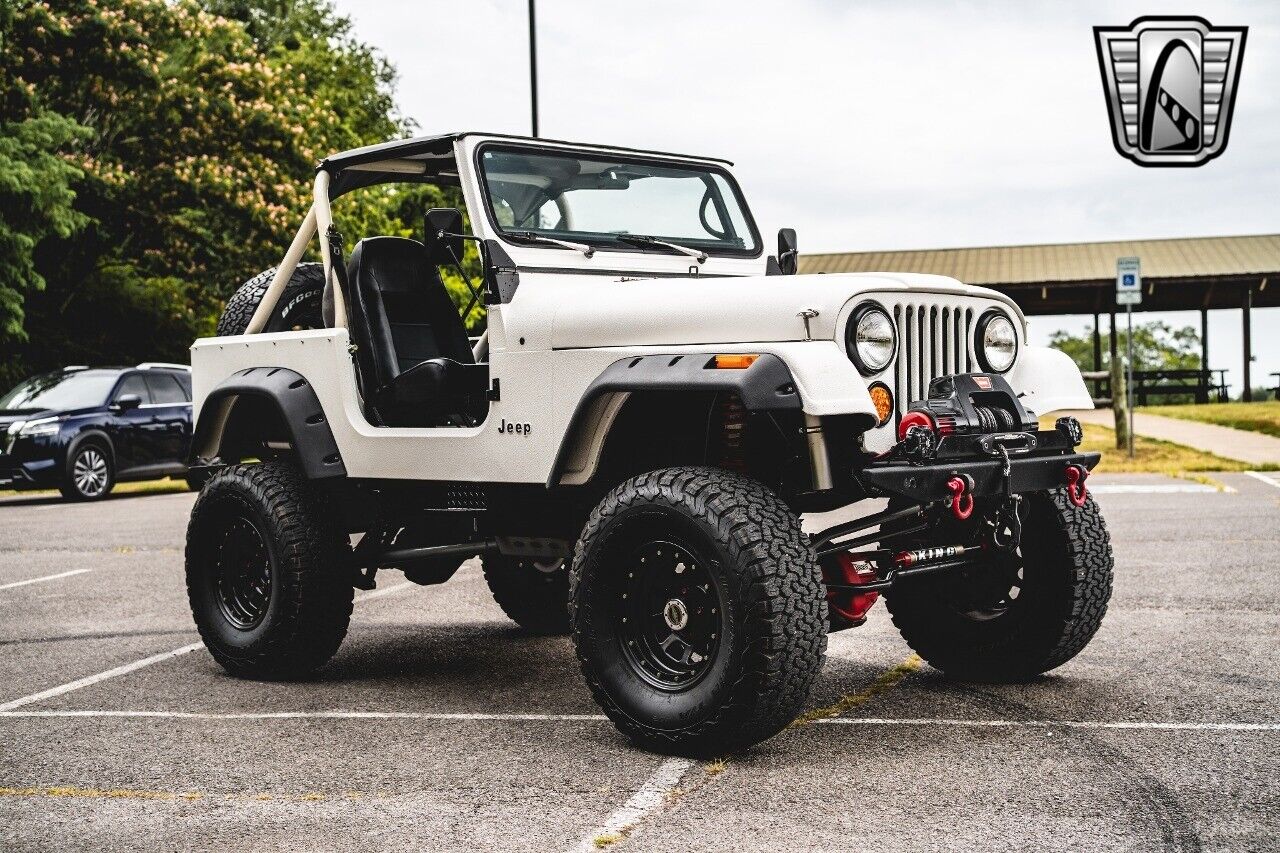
[1138,400,1280,440]
[1040,417,1265,477]
[0,478,191,502]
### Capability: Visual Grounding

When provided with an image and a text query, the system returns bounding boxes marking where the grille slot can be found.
[892,302,976,413]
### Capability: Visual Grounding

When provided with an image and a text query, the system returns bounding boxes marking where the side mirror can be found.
[424,208,465,267]
[777,228,799,276]
[112,393,143,412]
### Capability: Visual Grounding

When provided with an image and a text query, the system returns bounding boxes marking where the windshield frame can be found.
[473,142,764,261]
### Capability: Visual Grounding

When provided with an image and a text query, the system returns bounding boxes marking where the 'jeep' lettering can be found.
[498,418,531,436]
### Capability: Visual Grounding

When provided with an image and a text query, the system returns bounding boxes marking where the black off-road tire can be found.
[59,439,115,501]
[483,554,571,635]
[185,460,353,679]
[216,263,326,336]
[886,488,1112,682]
[570,467,827,755]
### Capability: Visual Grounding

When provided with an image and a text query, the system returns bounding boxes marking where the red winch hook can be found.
[1065,464,1089,507]
[946,476,974,520]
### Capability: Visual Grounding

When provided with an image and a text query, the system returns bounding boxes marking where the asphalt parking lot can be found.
[1,473,1278,852]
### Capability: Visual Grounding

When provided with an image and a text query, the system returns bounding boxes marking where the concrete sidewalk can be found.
[1066,408,1280,466]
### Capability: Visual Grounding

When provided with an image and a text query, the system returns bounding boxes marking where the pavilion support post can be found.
[1092,312,1102,372]
[1109,311,1117,364]
[1242,288,1253,402]
[1200,307,1209,369]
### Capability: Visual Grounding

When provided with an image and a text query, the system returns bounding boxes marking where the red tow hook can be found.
[946,475,975,520]
[1065,464,1089,507]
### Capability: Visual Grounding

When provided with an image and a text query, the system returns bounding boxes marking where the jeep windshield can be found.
[478,146,761,258]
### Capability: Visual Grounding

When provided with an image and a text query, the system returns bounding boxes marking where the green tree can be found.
[0,111,91,348]
[0,0,442,385]
[1049,320,1202,373]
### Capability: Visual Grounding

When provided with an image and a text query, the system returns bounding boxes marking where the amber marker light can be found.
[713,354,760,369]
[868,382,894,426]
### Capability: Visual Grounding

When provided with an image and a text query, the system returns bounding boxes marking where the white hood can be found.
[535,271,1024,350]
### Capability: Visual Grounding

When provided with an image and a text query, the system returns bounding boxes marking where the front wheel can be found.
[570,467,827,755]
[885,488,1113,682]
[185,460,353,679]
[60,441,114,501]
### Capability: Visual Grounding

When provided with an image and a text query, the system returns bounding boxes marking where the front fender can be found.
[1008,346,1094,416]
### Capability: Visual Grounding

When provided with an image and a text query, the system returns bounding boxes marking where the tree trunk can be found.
[1111,357,1129,451]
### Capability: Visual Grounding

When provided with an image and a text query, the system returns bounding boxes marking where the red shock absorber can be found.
[718,393,748,472]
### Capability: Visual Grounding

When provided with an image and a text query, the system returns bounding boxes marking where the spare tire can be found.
[216,263,327,336]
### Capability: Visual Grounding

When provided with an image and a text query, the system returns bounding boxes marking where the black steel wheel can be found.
[885,489,1113,682]
[212,513,272,630]
[615,540,722,691]
[570,467,826,755]
[60,441,114,501]
[186,460,353,679]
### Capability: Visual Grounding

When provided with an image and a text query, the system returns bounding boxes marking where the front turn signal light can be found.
[868,382,894,426]
[712,354,759,370]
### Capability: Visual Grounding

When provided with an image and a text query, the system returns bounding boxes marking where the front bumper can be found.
[855,429,1097,503]
[0,455,59,490]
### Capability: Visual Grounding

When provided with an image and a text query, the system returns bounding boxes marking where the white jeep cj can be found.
[185,133,1112,754]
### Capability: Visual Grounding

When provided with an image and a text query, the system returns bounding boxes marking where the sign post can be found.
[1116,257,1141,459]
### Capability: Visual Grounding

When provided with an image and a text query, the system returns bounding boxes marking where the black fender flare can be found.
[189,367,346,480]
[547,353,802,486]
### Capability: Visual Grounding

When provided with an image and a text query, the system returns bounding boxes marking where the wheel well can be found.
[215,394,294,461]
[577,391,811,499]
[67,430,113,469]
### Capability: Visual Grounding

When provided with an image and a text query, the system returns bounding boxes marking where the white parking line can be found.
[816,717,1280,731]
[0,569,92,591]
[1,709,1272,732]
[0,710,609,721]
[1088,484,1221,494]
[1245,470,1280,490]
[0,581,416,712]
[569,757,694,852]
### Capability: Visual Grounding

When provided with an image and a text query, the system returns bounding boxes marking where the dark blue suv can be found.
[0,364,194,501]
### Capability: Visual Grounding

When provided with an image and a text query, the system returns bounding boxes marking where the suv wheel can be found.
[570,467,827,755]
[185,460,354,679]
[216,262,326,336]
[483,554,570,635]
[885,488,1113,682]
[61,442,114,501]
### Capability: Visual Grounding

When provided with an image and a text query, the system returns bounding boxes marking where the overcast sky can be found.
[332,0,1279,392]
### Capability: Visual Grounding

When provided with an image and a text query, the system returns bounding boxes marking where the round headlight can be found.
[976,311,1018,373]
[847,304,896,375]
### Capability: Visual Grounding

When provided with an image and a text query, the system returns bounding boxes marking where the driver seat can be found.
[344,236,487,427]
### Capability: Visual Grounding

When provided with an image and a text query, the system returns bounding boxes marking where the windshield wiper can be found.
[612,234,708,264]
[513,231,595,258]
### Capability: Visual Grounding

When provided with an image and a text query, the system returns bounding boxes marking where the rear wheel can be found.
[570,467,826,755]
[60,441,114,501]
[483,554,570,635]
[185,460,353,679]
[885,488,1112,682]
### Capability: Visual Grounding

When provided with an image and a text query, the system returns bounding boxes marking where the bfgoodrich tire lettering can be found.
[886,488,1113,681]
[216,263,326,336]
[569,467,827,755]
[185,460,353,679]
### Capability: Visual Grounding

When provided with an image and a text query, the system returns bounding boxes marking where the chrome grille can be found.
[892,303,976,413]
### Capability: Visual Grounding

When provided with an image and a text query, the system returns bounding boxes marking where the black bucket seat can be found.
[343,235,487,427]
